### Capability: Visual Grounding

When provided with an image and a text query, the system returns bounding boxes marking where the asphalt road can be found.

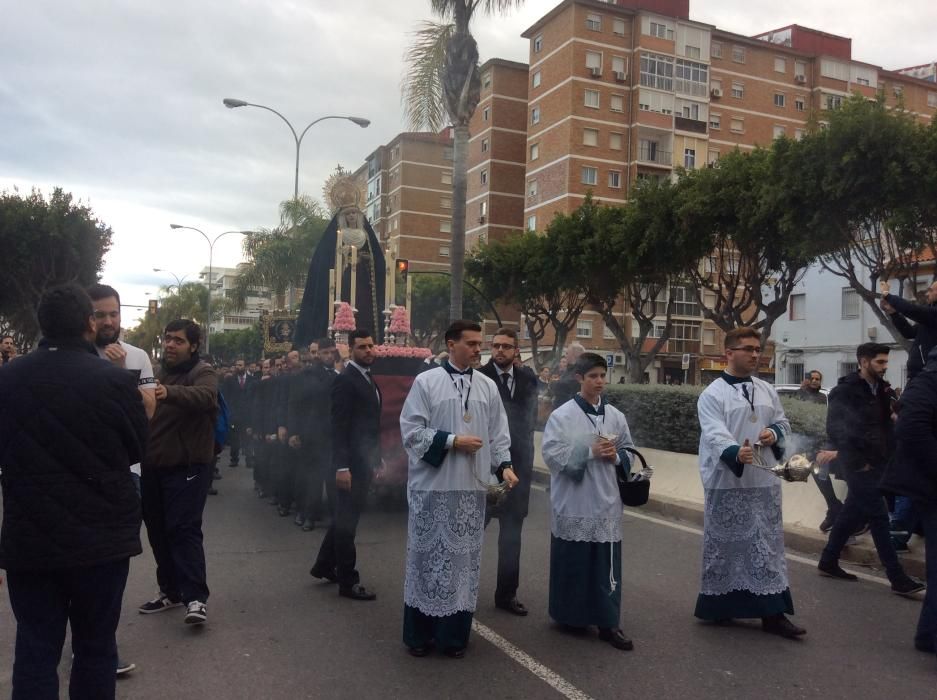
[2,458,935,699]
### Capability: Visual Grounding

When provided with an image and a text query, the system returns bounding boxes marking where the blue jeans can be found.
[6,558,130,700]
[916,506,937,652]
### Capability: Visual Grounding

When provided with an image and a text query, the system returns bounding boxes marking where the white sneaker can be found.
[184,601,207,625]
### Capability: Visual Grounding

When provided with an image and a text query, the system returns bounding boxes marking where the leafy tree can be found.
[234,196,329,312]
[401,0,525,322]
[0,187,113,346]
[124,283,230,359]
[205,325,264,364]
[410,273,486,350]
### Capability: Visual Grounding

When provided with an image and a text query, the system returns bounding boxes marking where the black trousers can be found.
[6,558,129,700]
[141,463,212,604]
[253,439,270,491]
[485,511,525,603]
[821,468,902,579]
[275,443,297,508]
[227,425,242,465]
[314,471,370,588]
[303,448,336,521]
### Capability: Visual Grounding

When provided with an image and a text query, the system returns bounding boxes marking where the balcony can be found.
[674,116,707,134]
[638,145,672,166]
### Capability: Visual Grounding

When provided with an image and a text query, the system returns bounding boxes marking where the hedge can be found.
[604,384,827,456]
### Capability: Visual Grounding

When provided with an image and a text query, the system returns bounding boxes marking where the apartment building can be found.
[198,265,271,334]
[361,131,455,273]
[462,0,936,381]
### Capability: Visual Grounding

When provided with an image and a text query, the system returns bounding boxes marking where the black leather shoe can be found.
[598,627,634,651]
[818,561,858,581]
[495,598,529,616]
[339,584,376,601]
[301,518,315,531]
[309,565,338,583]
[443,647,465,659]
[207,487,218,496]
[408,645,431,657]
[762,614,806,639]
[277,506,290,517]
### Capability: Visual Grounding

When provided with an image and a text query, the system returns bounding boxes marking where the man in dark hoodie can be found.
[138,319,218,626]
[882,346,937,658]
[0,284,147,700]
[880,279,937,380]
[818,342,924,597]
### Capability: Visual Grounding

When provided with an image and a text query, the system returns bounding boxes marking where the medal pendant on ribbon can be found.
[749,413,758,423]
[463,412,472,423]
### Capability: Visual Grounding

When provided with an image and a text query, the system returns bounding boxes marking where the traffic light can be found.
[396,258,409,283]
[148,299,159,315]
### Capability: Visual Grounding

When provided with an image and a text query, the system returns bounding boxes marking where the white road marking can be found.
[472,620,595,700]
[621,510,893,587]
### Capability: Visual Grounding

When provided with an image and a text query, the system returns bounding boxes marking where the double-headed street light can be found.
[222,97,370,200]
[153,267,187,292]
[168,224,252,355]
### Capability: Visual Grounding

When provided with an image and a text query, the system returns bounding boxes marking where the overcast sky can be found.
[2,0,934,325]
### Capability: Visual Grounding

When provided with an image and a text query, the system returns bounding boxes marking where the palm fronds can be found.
[401,21,454,131]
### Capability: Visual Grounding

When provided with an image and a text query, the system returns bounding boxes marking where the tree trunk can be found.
[449,124,470,321]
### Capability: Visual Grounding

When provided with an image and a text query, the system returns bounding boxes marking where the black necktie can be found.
[500,372,511,396]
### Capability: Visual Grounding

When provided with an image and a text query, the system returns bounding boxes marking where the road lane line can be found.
[472,620,595,700]
[621,510,892,586]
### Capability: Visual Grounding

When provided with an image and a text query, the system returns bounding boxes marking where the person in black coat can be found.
[0,284,147,700]
[221,358,256,468]
[479,328,539,616]
[818,343,923,595]
[880,280,937,380]
[310,330,382,600]
[882,346,937,655]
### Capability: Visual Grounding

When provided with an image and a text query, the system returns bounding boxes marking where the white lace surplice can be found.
[400,367,511,617]
[697,377,791,596]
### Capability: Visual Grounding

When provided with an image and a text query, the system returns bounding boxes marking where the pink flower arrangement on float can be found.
[389,306,411,335]
[373,344,432,359]
[332,302,357,331]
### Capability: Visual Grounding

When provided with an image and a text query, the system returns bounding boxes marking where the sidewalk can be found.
[531,432,926,579]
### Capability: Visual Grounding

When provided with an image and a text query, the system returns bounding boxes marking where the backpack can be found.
[214,390,230,455]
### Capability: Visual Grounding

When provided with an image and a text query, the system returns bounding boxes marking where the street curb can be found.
[532,465,926,580]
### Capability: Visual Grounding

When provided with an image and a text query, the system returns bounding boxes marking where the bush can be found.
[605,384,827,456]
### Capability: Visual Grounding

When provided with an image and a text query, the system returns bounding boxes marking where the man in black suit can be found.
[480,327,539,616]
[310,330,381,600]
[222,358,256,468]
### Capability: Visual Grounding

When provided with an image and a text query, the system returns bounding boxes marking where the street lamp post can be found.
[222,98,370,200]
[168,225,251,355]
[153,268,187,292]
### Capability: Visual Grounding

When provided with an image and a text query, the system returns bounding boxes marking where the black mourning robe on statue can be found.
[294,215,386,346]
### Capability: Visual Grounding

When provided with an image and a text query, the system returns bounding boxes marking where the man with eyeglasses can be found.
[479,328,539,617]
[695,327,805,639]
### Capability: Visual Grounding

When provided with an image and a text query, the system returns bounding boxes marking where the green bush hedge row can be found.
[604,384,828,456]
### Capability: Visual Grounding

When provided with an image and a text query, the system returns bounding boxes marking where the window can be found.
[893,85,904,97]
[527,179,538,197]
[839,361,859,376]
[640,53,674,90]
[609,132,623,150]
[583,128,599,146]
[929,93,937,108]
[586,13,601,31]
[731,82,744,99]
[648,21,673,40]
[790,293,806,321]
[481,137,489,153]
[685,45,701,59]
[482,72,491,89]
[711,41,722,59]
[480,200,487,217]
[441,171,452,184]
[530,106,541,125]
[482,107,489,121]
[787,361,804,385]
[610,94,624,112]
[611,56,627,76]
[795,96,806,112]
[439,245,450,257]
[527,215,537,231]
[794,128,805,141]
[584,89,600,108]
[774,57,786,73]
[638,139,665,163]
[440,220,451,233]
[608,170,621,188]
[480,169,488,185]
[711,78,722,94]
[530,143,539,161]
[855,77,870,87]
[532,70,541,88]
[773,125,785,139]
[820,59,848,82]
[774,93,785,108]
[586,51,602,70]
[795,60,807,78]
[677,99,704,120]
[732,46,746,63]
[841,288,859,319]
[603,325,616,340]
[533,35,542,53]
[684,148,696,169]
[639,89,674,114]
[707,149,720,165]
[443,146,453,160]
[613,18,625,36]
[675,59,709,97]
[440,196,451,209]
[825,94,843,110]
[710,112,721,130]
[703,328,716,346]
[581,167,598,185]
[576,319,593,338]
[730,117,744,133]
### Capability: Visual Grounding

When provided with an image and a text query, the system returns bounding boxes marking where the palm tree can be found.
[402,0,524,321]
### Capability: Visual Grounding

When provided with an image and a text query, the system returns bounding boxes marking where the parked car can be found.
[773,383,830,404]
